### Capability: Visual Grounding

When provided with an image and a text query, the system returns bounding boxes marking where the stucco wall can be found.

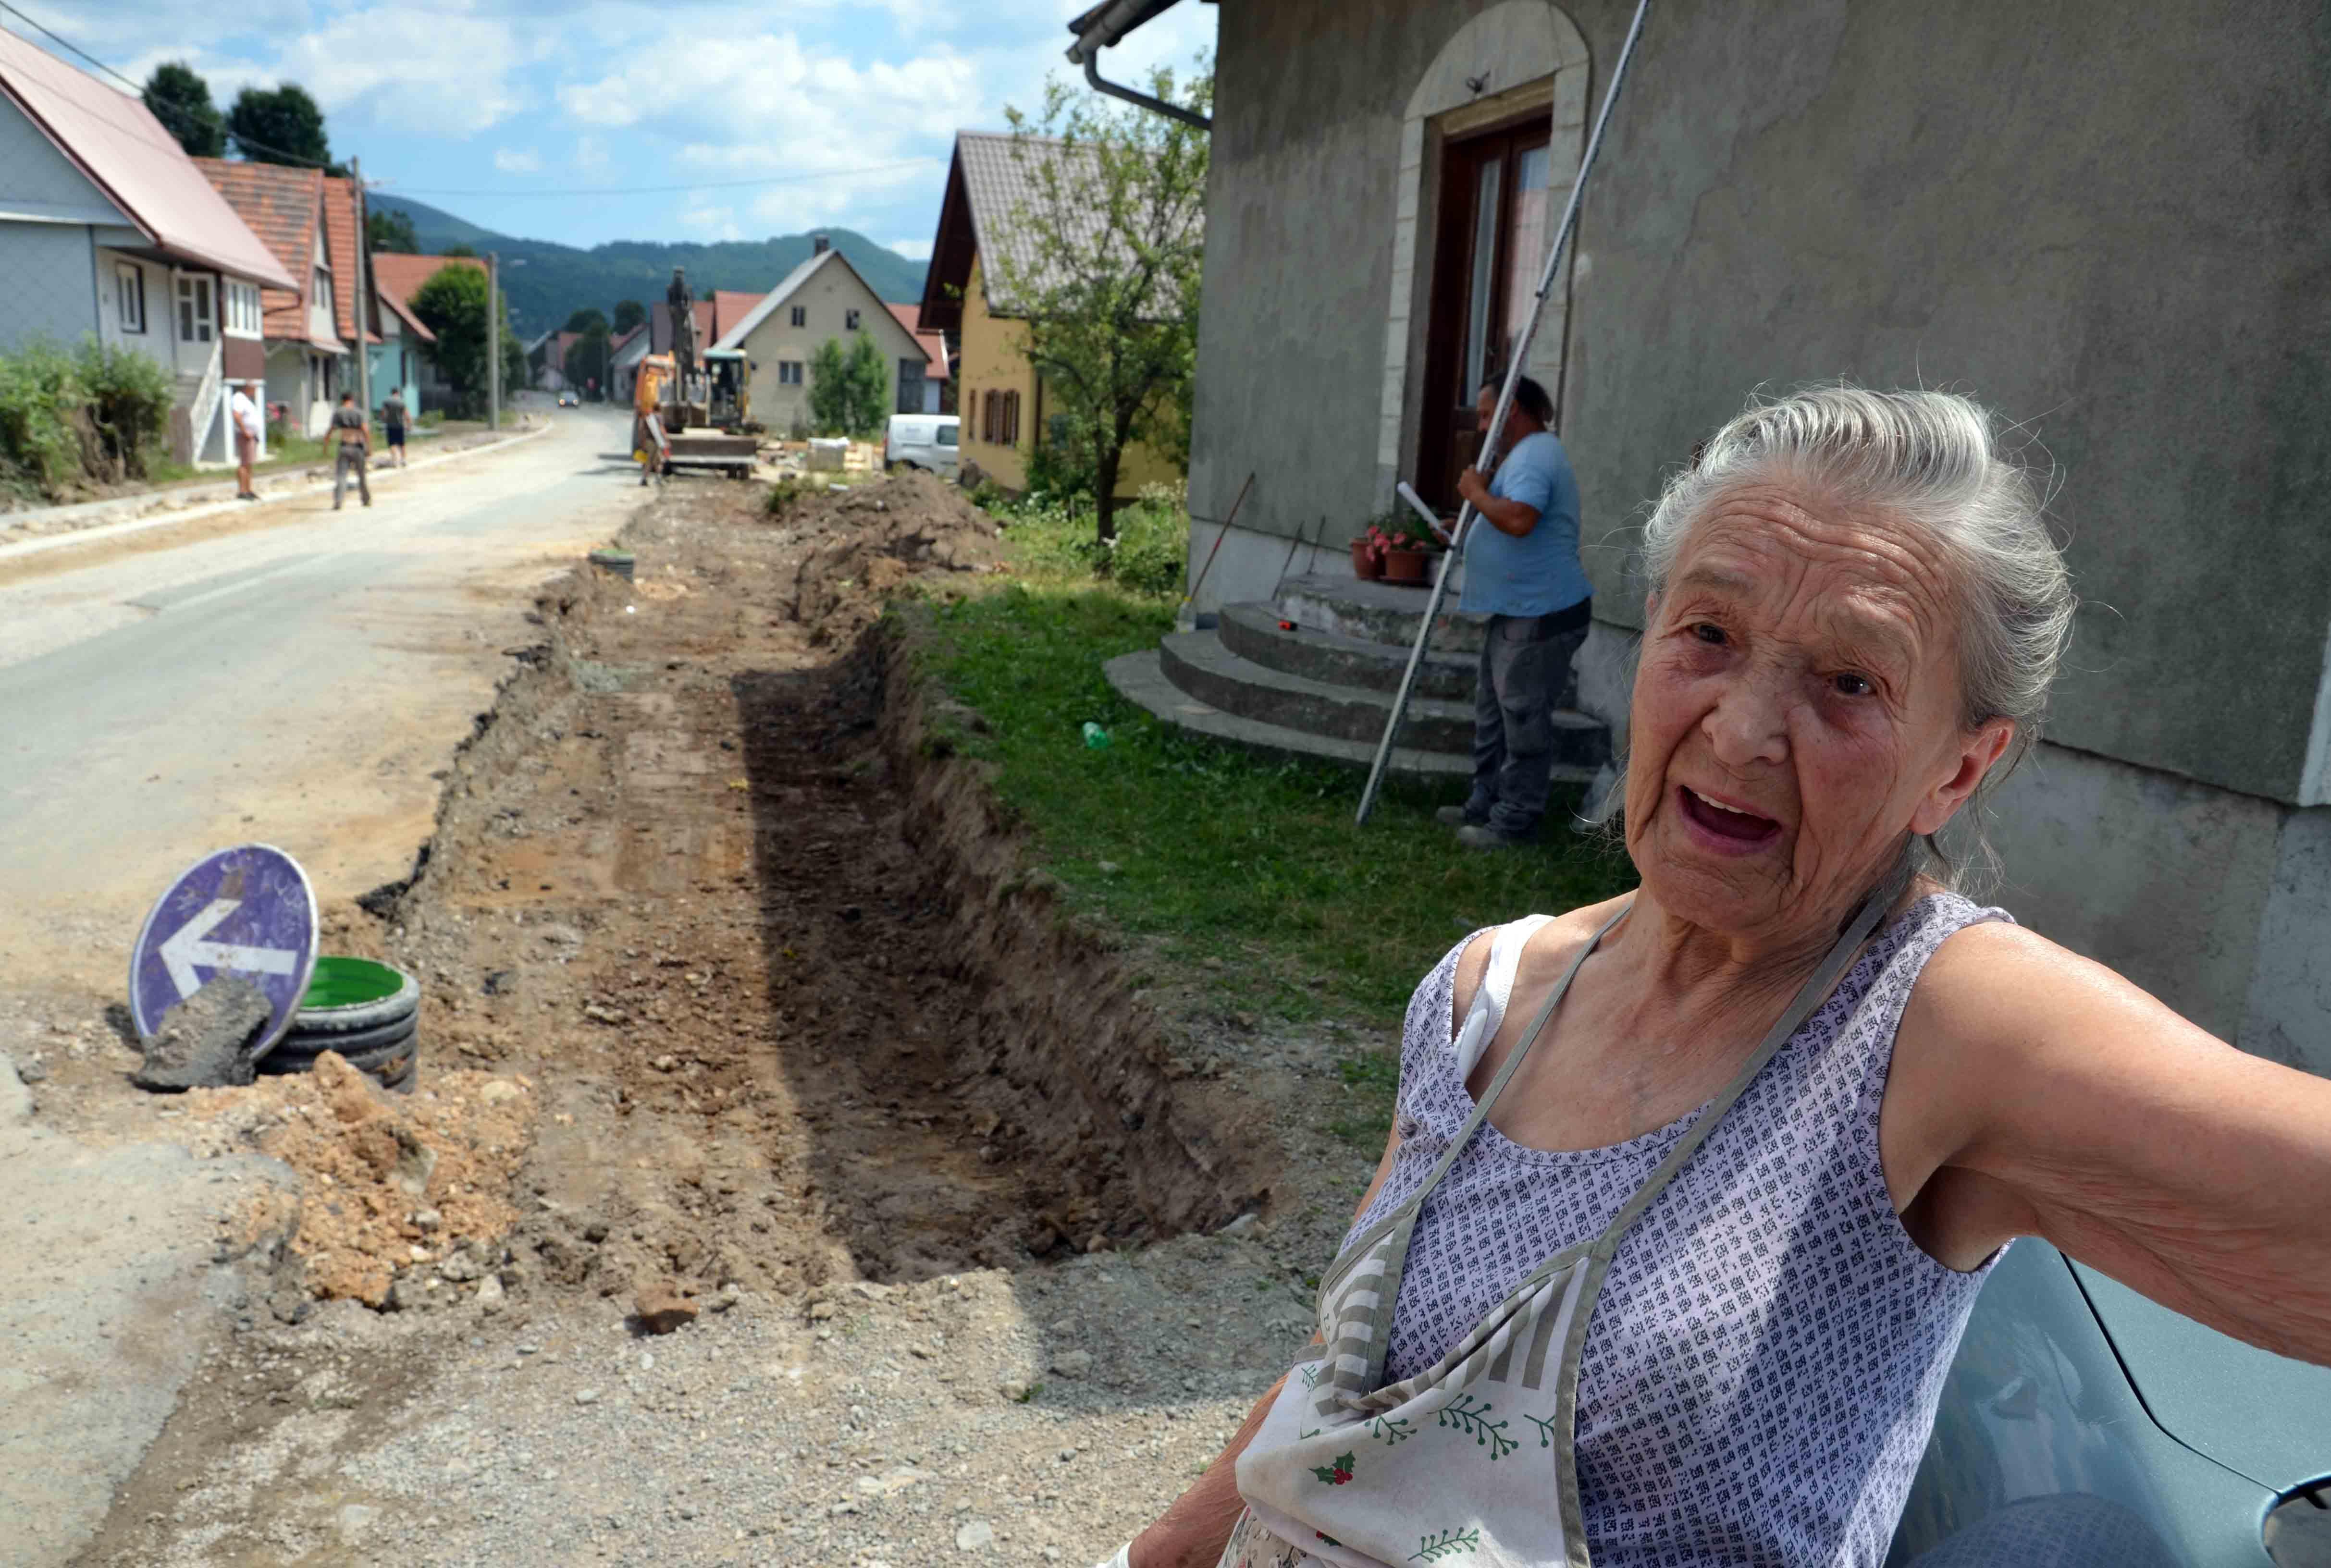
[1193,0,2331,805]
[957,251,1183,497]
[739,261,919,436]
[0,223,99,354]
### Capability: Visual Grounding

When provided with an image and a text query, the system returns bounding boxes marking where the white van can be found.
[885,414,960,480]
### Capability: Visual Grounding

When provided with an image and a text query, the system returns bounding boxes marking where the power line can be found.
[0,0,338,170]
[383,158,943,200]
[4,2,944,206]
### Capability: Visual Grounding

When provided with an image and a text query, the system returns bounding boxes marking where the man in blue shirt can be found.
[1437,374,1592,848]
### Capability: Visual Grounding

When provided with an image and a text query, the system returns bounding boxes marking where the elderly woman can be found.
[1113,387,2331,1568]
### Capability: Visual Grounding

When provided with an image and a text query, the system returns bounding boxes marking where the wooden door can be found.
[1417,122,1555,511]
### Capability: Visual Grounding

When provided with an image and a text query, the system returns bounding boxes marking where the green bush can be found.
[0,336,174,500]
[985,482,1186,598]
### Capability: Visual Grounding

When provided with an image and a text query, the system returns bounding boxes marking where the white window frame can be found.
[224,280,262,338]
[115,263,146,333]
[778,360,803,386]
[313,267,334,328]
[176,274,214,344]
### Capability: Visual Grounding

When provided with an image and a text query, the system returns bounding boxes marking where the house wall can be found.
[957,250,1182,496]
[1186,0,2331,1063]
[0,104,117,354]
[92,248,173,370]
[738,260,921,435]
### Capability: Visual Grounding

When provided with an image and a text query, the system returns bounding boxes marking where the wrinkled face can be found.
[1625,482,2011,943]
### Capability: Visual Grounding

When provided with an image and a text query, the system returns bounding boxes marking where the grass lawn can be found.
[905,497,1638,1142]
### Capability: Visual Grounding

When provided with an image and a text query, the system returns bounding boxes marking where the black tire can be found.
[292,968,420,1034]
[271,1012,417,1060]
[258,1028,417,1082]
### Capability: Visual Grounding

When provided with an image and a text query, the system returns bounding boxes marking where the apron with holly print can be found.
[1227,872,1907,1568]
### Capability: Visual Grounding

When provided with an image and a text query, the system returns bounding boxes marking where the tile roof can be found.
[376,284,435,344]
[886,302,949,382]
[322,176,379,346]
[371,252,485,315]
[948,130,1196,319]
[0,32,295,290]
[711,290,765,342]
[195,158,335,345]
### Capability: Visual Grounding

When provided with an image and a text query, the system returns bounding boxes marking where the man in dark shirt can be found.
[381,391,408,468]
[330,392,371,510]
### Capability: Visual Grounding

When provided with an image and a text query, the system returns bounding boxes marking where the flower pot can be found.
[1383,547,1430,585]
[1350,538,1383,580]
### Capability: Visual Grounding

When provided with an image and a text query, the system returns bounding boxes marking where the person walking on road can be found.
[1435,373,1592,849]
[329,391,372,511]
[229,379,262,501]
[381,390,409,468]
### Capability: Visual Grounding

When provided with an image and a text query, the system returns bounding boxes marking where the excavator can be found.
[632,268,756,482]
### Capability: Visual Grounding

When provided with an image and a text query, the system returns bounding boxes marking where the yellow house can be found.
[917,131,1182,498]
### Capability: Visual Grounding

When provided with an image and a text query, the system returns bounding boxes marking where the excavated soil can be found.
[75,471,1386,1566]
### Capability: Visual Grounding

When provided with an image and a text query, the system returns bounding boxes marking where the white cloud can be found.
[493,147,541,174]
[677,194,742,242]
[264,8,542,135]
[887,238,934,260]
[572,133,610,173]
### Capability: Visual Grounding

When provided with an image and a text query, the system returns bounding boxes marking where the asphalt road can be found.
[0,405,643,993]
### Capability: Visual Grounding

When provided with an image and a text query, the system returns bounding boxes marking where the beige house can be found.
[713,238,923,436]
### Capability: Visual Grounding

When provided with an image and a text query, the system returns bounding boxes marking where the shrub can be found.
[0,336,174,500]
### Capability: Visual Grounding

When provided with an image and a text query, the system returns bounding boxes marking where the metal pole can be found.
[1354,0,1652,828]
[487,251,499,431]
[351,157,371,421]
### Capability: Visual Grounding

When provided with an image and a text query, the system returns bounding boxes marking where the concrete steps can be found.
[1104,573,1610,781]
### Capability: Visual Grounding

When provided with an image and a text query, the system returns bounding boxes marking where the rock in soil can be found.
[632,1281,698,1335]
[132,976,271,1091]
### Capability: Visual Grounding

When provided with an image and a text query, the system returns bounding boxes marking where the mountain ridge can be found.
[369,194,930,337]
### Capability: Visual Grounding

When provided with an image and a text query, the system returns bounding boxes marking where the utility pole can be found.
[486,251,500,431]
[351,157,372,420]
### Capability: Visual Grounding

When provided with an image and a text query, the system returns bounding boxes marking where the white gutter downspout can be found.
[1066,0,1210,131]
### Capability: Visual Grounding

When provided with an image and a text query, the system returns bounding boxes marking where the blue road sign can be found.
[128,844,318,1060]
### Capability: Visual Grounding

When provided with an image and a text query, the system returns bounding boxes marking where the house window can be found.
[224,280,261,337]
[789,305,805,328]
[778,361,803,386]
[896,357,925,413]
[176,275,214,344]
[845,308,861,331]
[981,388,1020,447]
[114,264,146,333]
[313,268,334,328]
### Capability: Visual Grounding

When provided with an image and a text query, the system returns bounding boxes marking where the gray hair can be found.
[1639,385,2077,882]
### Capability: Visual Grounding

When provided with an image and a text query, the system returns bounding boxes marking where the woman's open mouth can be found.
[1677,784,1783,852]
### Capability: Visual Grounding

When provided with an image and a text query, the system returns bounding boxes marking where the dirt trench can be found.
[361,473,1276,1312]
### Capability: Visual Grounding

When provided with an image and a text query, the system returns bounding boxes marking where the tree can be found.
[564,307,609,335]
[842,331,890,438]
[444,243,479,258]
[611,299,647,336]
[227,84,332,169]
[409,265,519,416]
[564,324,611,396]
[368,208,419,254]
[808,333,889,438]
[991,63,1209,544]
[143,62,223,158]
[806,338,851,436]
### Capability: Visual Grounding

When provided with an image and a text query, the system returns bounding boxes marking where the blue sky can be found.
[31,0,1216,258]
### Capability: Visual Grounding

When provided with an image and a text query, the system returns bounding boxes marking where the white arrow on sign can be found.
[158,898,298,1000]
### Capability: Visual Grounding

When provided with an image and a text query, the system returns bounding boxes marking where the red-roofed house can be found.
[194,158,353,438]
[371,252,484,412]
[0,28,296,465]
[887,302,950,415]
[608,323,649,404]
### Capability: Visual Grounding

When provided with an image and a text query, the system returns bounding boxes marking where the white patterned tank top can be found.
[1346,893,2008,1567]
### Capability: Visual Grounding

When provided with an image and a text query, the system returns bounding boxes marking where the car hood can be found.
[2074,1260,2331,1493]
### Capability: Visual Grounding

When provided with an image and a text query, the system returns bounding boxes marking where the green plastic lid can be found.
[301,955,408,1011]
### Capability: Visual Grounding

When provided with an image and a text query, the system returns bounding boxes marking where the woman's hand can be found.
[1887,920,2331,1364]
